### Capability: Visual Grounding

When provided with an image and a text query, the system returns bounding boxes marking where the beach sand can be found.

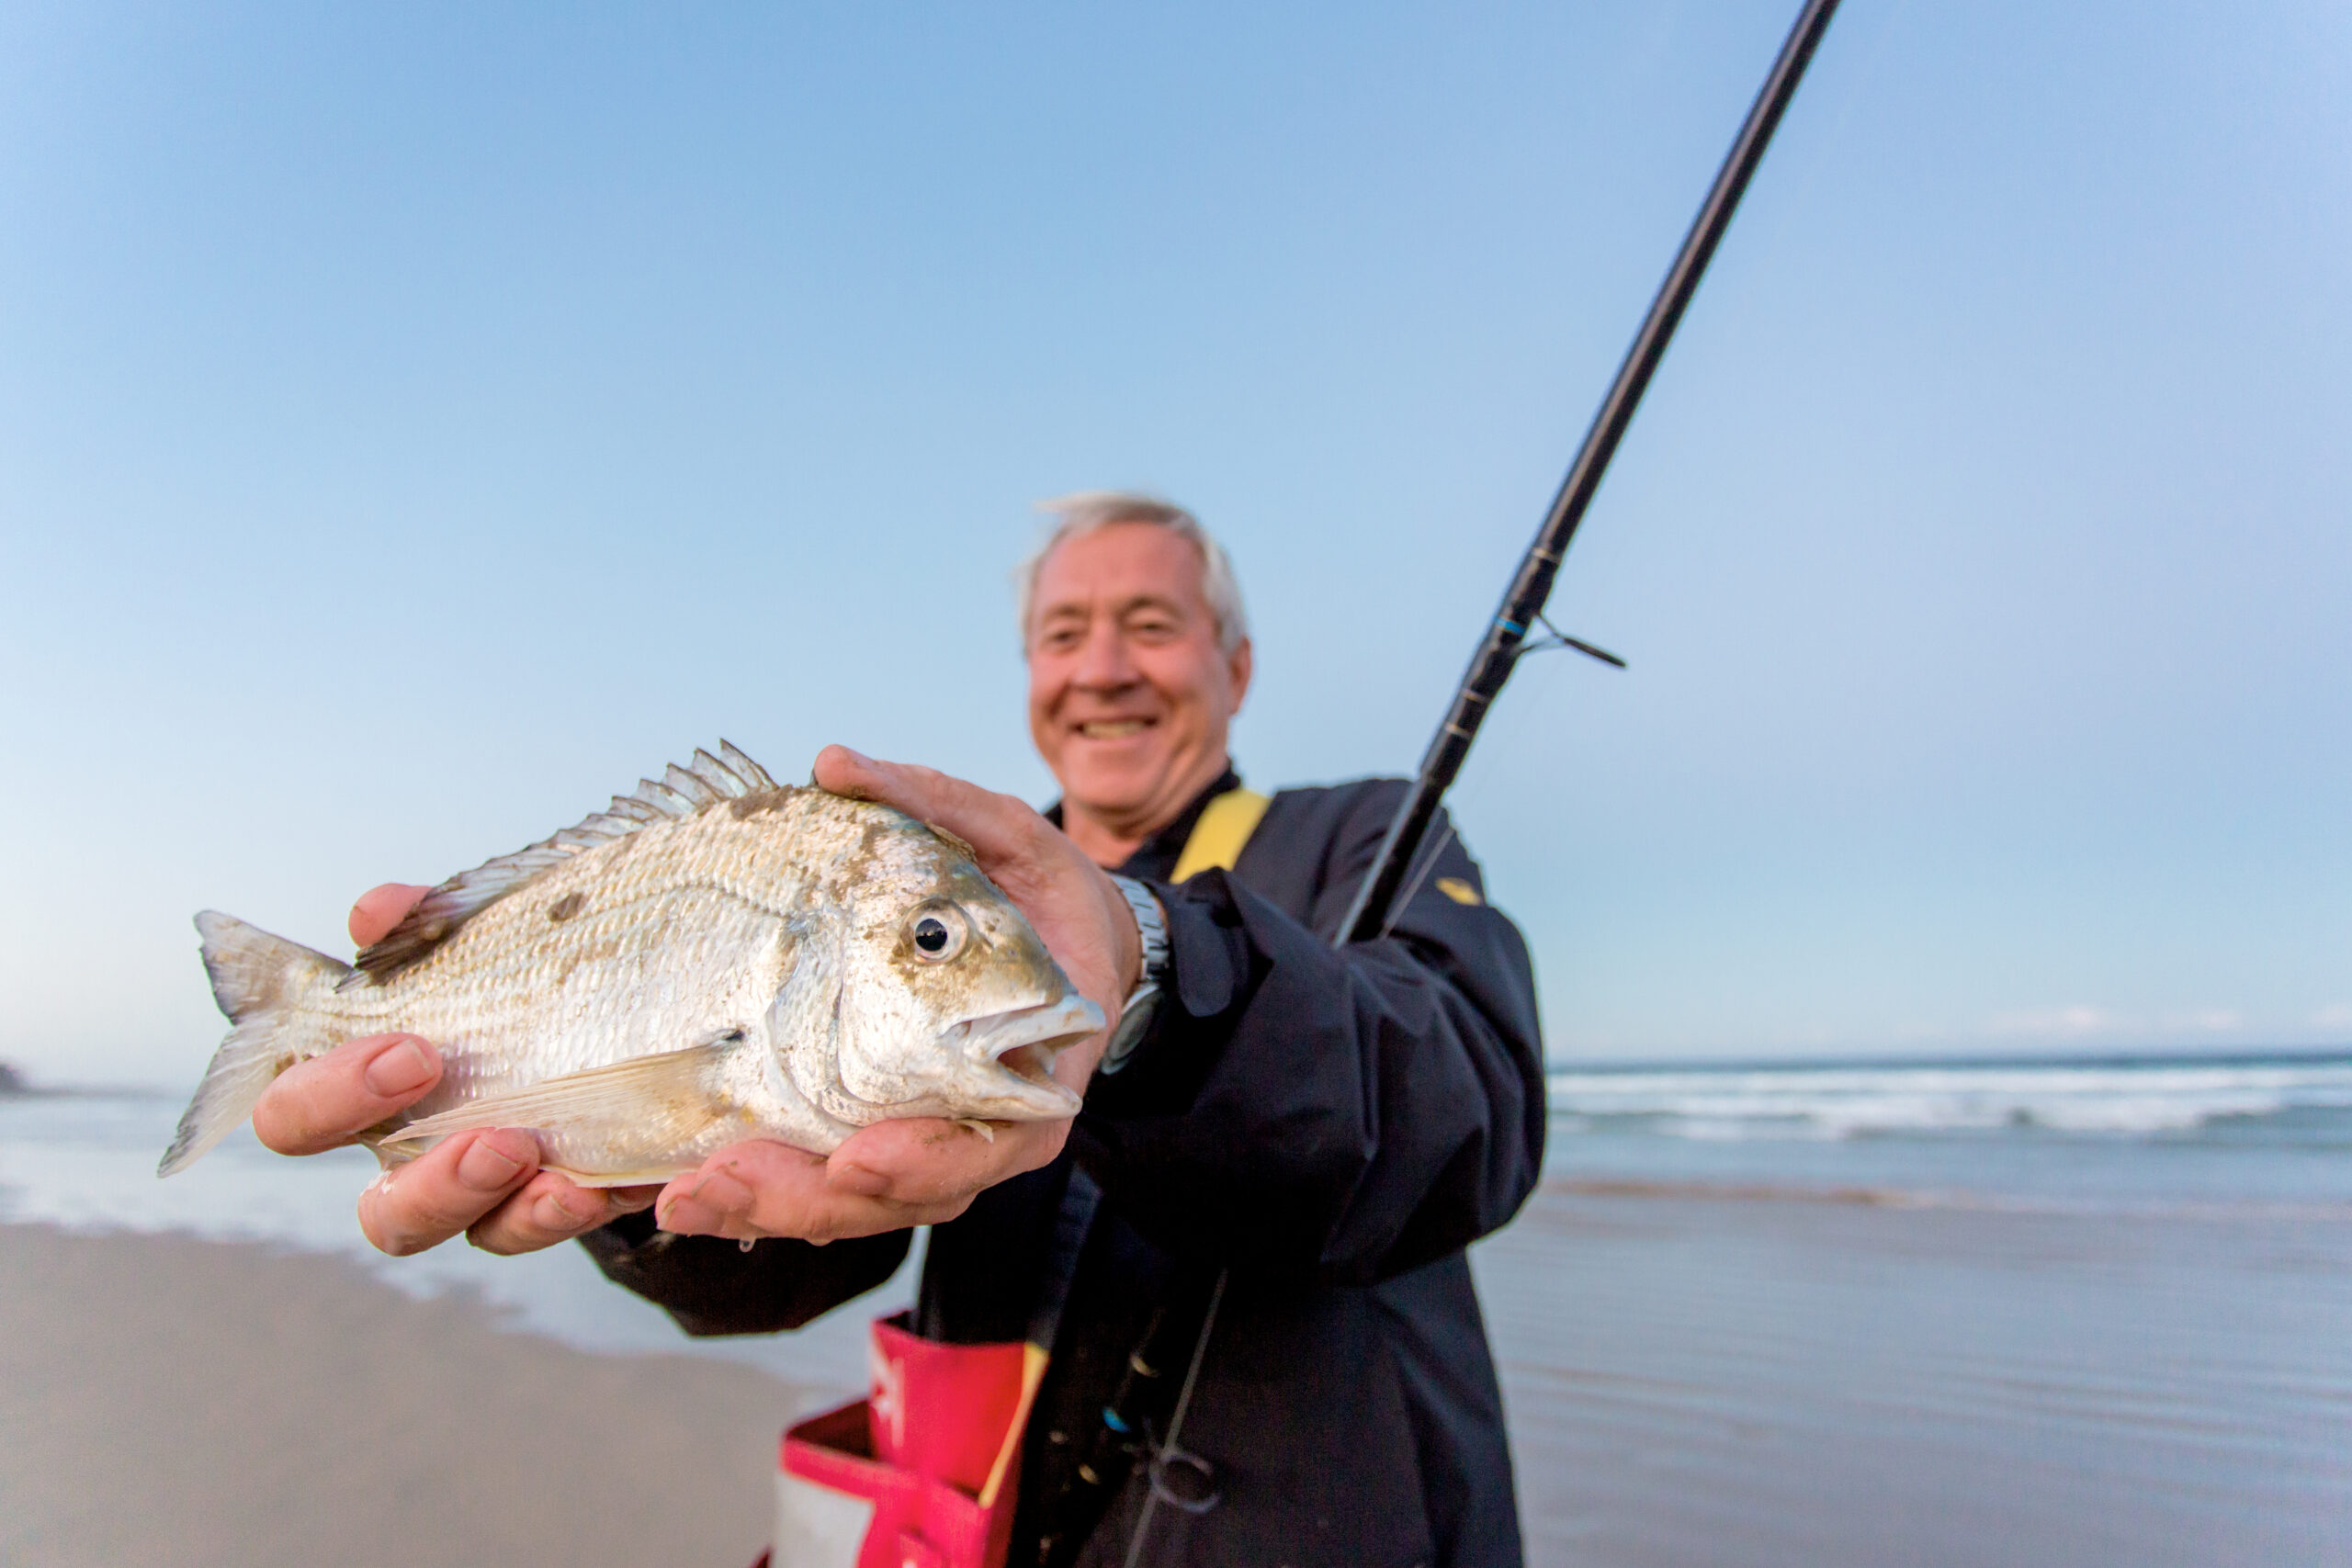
[0,1223,797,1568]
[8,1187,2348,1567]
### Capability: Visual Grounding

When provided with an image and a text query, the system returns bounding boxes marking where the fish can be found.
[158,743,1104,1184]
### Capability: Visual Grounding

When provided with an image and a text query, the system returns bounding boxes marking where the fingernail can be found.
[365,1039,435,1097]
[659,1196,719,1235]
[839,747,873,766]
[457,1135,526,1190]
[830,1162,890,1198]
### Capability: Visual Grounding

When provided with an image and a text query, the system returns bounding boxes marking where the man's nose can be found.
[1072,623,1139,689]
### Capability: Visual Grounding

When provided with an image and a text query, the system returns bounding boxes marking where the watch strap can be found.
[1101,875,1169,1075]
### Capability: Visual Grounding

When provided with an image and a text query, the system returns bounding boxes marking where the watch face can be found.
[1097,986,1160,1076]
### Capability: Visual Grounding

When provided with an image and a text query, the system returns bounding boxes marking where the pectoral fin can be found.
[379,1038,749,1185]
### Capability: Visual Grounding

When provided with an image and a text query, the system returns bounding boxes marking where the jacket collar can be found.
[1045,764,1244,880]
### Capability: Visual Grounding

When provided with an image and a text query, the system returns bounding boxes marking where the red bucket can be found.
[775,1313,1044,1568]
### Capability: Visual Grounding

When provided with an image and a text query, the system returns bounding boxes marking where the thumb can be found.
[810,747,1032,865]
[349,883,431,948]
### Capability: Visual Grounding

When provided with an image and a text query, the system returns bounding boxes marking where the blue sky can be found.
[3,0,2346,1085]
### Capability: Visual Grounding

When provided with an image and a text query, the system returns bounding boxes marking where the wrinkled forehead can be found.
[1030,523,1212,626]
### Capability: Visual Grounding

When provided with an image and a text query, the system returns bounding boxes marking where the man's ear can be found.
[1227,637,1254,715]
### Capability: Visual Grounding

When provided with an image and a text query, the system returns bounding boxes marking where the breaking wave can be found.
[1545,1054,2352,1143]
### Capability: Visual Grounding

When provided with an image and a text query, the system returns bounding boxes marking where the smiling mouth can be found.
[1075,718,1154,739]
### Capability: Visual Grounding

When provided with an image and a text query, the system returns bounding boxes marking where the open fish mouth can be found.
[947,993,1104,1108]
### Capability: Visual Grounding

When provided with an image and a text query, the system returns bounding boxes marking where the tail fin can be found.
[158,912,352,1178]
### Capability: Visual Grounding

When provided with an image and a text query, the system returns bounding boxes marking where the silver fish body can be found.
[160,745,1102,1184]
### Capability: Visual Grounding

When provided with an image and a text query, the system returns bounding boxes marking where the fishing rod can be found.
[1106,9,1851,1562]
[1335,0,1845,944]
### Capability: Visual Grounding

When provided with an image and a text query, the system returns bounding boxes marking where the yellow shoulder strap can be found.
[1170,788,1272,883]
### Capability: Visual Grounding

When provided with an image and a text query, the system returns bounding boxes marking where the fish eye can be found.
[907,902,969,963]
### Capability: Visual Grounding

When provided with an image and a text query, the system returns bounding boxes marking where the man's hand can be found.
[651,745,1142,1245]
[247,884,657,1258]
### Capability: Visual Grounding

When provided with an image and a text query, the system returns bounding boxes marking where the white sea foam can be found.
[1546,1057,2352,1141]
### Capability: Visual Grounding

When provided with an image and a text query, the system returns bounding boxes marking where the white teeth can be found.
[1078,720,1148,739]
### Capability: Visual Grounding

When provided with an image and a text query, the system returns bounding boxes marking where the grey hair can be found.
[1015,491,1250,656]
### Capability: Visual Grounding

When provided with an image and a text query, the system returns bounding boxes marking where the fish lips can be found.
[944,992,1102,1117]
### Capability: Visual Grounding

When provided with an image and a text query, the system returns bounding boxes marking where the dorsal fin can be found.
[340,741,783,989]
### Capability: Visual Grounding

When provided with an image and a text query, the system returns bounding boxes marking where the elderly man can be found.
[255,493,1546,1567]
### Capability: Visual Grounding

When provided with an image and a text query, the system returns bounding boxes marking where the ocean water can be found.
[1544,1049,2352,1213]
[1499,1049,2352,1566]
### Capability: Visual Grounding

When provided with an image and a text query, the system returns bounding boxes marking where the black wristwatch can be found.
[1100,875,1170,1075]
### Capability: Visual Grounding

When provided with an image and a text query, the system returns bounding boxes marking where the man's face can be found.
[1026,522,1252,832]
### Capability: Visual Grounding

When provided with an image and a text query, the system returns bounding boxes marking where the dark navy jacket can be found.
[585,774,1547,1568]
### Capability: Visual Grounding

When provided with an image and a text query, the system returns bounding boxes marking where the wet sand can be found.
[8,1188,2350,1567]
[0,1224,796,1568]
[1480,1184,2352,1568]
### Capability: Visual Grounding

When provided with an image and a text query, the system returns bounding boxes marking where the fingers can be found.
[254,1024,602,1258]
[653,1136,988,1245]
[349,883,431,948]
[811,746,1046,870]
[466,1173,660,1257]
[831,1116,1070,1208]
[253,1033,442,1156]
[356,1128,542,1257]
[654,1141,831,1240]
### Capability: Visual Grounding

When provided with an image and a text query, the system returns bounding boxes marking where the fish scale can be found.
[160,744,1104,1186]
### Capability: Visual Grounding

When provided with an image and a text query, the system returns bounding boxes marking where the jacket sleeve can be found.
[1073,782,1547,1286]
[579,1210,910,1337]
